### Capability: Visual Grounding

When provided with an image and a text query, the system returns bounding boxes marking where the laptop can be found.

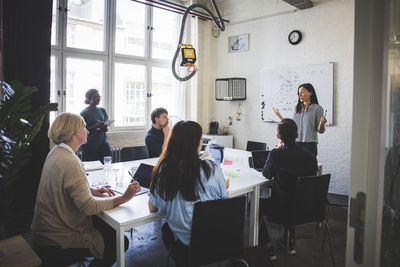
[130,163,154,195]
[251,150,269,172]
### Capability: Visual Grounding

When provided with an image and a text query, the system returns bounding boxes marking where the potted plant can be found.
[0,80,58,240]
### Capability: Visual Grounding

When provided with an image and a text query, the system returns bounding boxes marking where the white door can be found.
[347,0,400,266]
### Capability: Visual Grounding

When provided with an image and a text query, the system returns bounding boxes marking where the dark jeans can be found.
[258,197,295,246]
[296,142,318,156]
[35,216,129,267]
[162,223,193,267]
[82,140,111,163]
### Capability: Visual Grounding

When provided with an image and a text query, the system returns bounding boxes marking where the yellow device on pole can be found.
[180,44,196,64]
[180,44,197,72]
[172,0,225,82]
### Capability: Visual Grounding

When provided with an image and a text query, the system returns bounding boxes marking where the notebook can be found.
[131,163,154,189]
[82,160,103,171]
[251,150,269,172]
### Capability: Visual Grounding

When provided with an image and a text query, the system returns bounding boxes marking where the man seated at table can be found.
[260,118,318,260]
[145,107,170,158]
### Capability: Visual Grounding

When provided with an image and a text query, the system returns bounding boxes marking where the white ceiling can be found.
[185,0,327,24]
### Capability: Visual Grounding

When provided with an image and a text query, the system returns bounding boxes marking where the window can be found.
[51,0,186,129]
[114,63,145,127]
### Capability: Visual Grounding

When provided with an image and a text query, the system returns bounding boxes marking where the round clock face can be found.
[288,30,302,45]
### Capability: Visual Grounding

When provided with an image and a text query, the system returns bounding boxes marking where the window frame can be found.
[51,0,186,131]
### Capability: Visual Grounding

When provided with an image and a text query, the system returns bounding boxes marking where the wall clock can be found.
[288,30,302,45]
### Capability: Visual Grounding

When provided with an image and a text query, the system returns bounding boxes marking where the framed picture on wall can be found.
[229,33,249,52]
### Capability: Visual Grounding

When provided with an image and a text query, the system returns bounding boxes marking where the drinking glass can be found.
[104,156,112,171]
[114,168,123,188]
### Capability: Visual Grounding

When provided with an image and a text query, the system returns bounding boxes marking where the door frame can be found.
[347,0,387,266]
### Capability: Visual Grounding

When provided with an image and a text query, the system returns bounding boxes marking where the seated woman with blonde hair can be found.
[31,112,141,267]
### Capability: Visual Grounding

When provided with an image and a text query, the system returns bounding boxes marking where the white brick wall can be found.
[198,0,354,194]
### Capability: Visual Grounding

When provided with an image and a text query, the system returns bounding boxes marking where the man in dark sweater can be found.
[260,118,318,260]
[145,107,170,158]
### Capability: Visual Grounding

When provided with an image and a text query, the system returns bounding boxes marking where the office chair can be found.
[120,145,149,162]
[265,171,335,267]
[164,196,249,267]
[326,193,348,222]
[34,246,87,267]
[246,141,267,151]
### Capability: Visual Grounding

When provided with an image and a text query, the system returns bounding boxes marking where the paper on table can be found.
[83,160,103,171]
[105,119,115,126]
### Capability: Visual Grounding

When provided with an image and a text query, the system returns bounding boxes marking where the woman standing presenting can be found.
[148,120,229,267]
[273,83,327,155]
[80,89,111,162]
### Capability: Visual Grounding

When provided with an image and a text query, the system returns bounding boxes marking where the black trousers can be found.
[35,216,129,267]
[296,142,318,156]
[82,141,112,163]
[258,197,295,246]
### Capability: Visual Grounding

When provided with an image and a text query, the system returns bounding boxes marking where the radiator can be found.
[111,147,122,163]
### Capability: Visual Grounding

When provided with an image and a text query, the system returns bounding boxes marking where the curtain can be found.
[2,0,53,218]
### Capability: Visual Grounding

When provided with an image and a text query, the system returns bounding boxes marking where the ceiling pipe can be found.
[282,0,313,10]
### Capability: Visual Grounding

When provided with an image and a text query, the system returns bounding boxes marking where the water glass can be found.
[114,168,123,188]
[104,156,112,171]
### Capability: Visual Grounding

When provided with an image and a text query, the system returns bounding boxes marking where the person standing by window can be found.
[80,89,111,162]
[145,107,170,158]
[273,83,327,155]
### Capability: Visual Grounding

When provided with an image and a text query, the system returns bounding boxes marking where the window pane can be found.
[115,0,145,57]
[67,0,105,51]
[152,67,184,121]
[50,56,57,124]
[114,63,146,127]
[65,58,104,115]
[152,9,182,60]
[51,0,58,46]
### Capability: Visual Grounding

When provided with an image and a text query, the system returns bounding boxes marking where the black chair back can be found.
[268,171,331,226]
[291,174,331,225]
[120,145,149,162]
[246,141,267,151]
[189,196,246,266]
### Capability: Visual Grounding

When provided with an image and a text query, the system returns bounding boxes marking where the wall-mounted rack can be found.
[215,78,246,101]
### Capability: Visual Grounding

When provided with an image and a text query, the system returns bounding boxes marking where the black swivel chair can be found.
[164,196,249,267]
[120,145,149,162]
[246,141,267,152]
[266,171,335,267]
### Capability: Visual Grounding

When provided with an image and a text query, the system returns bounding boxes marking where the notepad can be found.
[105,119,115,126]
[83,160,103,171]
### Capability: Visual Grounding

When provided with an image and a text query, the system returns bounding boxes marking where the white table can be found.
[87,148,268,267]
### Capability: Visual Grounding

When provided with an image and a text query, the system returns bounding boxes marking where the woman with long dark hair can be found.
[273,83,327,155]
[148,120,228,266]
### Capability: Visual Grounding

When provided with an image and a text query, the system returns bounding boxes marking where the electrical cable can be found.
[172,0,225,82]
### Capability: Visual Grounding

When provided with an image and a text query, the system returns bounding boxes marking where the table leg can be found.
[249,186,260,246]
[116,228,125,267]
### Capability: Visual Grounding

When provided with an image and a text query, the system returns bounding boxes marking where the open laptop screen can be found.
[251,150,269,170]
[131,163,154,189]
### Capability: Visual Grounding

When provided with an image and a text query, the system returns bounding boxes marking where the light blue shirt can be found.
[148,160,228,245]
[292,103,325,143]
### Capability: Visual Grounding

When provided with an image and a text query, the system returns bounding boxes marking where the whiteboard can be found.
[260,63,333,125]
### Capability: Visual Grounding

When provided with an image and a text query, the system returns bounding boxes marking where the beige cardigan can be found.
[31,145,114,259]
